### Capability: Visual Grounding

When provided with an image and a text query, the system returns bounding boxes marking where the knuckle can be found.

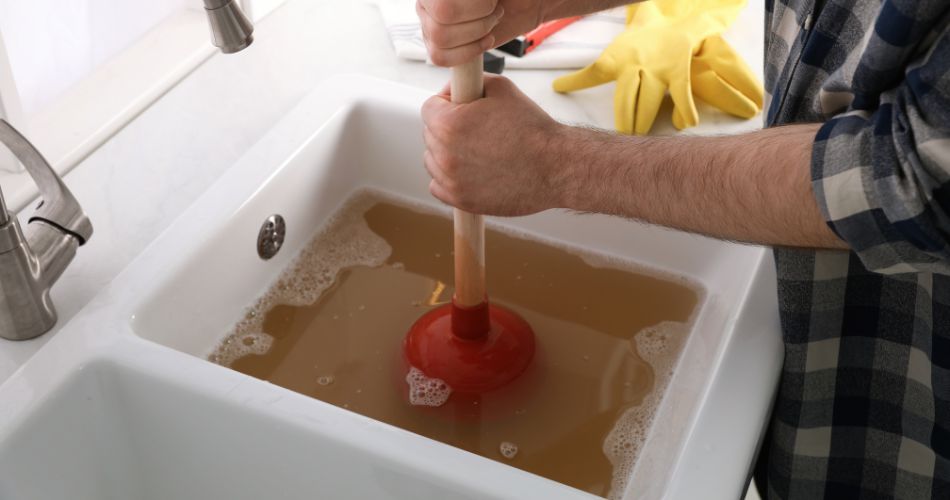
[490,74,513,90]
[429,181,443,199]
[429,50,451,67]
[455,191,475,211]
[421,97,438,119]
[427,26,451,48]
[425,122,446,143]
[429,1,456,24]
[472,0,494,18]
[430,114,456,138]
[438,152,455,172]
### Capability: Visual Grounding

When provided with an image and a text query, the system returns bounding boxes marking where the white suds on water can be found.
[406,367,452,407]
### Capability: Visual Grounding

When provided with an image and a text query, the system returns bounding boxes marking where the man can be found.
[416,0,950,498]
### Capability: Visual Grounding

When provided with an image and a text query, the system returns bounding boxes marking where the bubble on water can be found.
[317,375,335,386]
[207,191,393,367]
[499,442,519,460]
[405,367,452,407]
[207,332,273,366]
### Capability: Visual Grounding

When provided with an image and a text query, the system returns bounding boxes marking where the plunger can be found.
[404,56,536,395]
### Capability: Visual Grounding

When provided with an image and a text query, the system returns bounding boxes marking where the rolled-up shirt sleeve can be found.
[811,21,950,275]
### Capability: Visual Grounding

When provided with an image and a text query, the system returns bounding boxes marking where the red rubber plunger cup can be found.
[405,298,535,394]
[403,57,535,395]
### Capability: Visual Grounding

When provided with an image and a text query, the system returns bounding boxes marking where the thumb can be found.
[553,58,619,93]
[692,36,764,117]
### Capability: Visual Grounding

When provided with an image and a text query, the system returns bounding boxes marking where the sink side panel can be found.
[0,361,145,500]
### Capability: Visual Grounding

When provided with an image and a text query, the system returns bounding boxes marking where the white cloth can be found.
[371,0,626,69]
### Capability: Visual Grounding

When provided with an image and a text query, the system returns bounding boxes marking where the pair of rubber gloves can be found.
[553,0,763,135]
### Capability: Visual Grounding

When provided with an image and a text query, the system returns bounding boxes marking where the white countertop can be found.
[0,0,764,384]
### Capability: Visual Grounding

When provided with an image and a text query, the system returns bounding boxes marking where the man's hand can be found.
[420,78,847,250]
[421,75,569,215]
[417,0,648,66]
[416,0,544,66]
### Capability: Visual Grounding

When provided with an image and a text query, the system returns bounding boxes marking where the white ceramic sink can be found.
[0,76,782,499]
[0,354,536,500]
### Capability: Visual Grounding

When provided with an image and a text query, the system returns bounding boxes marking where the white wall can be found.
[0,0,192,116]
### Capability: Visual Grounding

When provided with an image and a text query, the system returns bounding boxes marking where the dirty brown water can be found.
[210,190,702,498]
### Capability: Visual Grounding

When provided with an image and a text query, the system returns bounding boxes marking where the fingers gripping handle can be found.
[451,57,487,308]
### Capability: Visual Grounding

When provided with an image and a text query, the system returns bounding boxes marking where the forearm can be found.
[552,124,849,249]
[542,0,642,21]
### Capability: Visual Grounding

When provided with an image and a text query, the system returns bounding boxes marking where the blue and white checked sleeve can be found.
[811,11,950,274]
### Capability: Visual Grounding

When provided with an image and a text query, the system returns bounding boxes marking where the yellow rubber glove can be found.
[553,0,762,135]
[681,33,763,129]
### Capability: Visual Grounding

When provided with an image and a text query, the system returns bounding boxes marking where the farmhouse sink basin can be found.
[0,76,782,499]
[0,353,533,500]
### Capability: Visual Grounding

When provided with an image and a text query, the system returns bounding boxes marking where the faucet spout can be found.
[203,0,255,54]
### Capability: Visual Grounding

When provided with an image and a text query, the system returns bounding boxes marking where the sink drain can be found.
[257,214,285,260]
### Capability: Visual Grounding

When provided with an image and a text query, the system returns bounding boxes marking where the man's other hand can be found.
[417,0,545,66]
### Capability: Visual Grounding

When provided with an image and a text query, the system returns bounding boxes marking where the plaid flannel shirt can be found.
[755,0,950,499]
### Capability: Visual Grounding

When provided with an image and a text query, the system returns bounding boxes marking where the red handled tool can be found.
[497,16,583,57]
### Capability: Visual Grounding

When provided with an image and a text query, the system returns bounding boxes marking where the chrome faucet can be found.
[204,0,255,54]
[0,120,93,341]
[0,1,253,341]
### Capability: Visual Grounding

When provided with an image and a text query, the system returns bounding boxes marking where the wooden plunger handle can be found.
[451,57,486,308]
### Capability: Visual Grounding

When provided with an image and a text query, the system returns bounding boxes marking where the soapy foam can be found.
[406,367,453,407]
[604,321,689,500]
[209,192,392,366]
[499,442,519,460]
[208,331,274,367]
